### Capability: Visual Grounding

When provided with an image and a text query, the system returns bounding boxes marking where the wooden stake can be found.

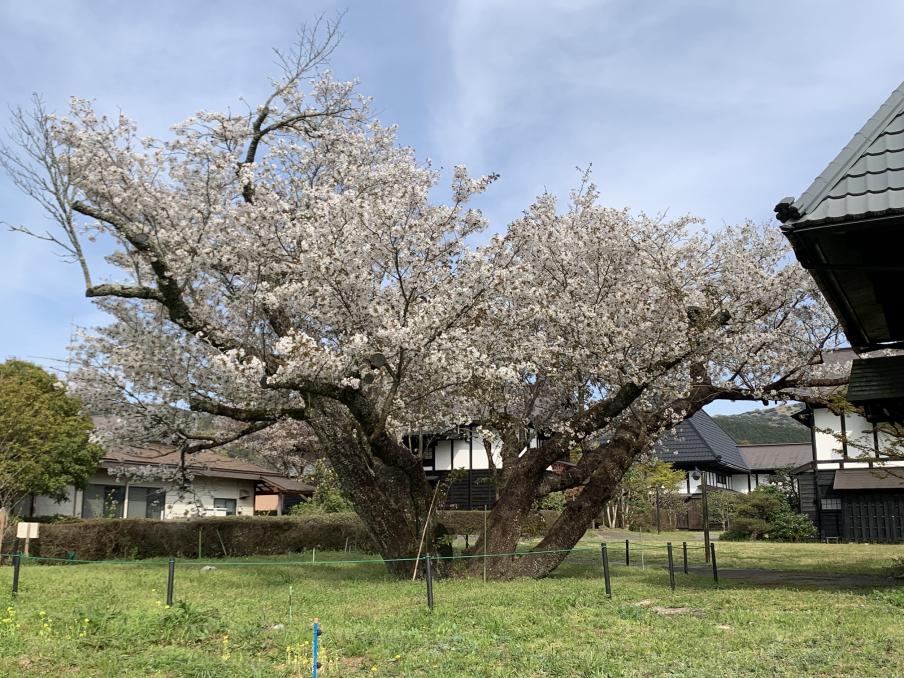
[412,481,442,580]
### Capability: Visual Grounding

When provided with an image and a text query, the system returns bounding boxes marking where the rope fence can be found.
[5,540,720,601]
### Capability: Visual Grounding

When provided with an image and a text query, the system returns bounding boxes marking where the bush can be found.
[769,509,817,542]
[889,556,904,580]
[31,514,377,561]
[290,460,353,515]
[23,510,556,561]
[725,486,816,542]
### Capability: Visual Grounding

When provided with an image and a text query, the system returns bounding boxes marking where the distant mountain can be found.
[712,405,810,444]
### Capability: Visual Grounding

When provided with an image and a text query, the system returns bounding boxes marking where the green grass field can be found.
[1,540,903,677]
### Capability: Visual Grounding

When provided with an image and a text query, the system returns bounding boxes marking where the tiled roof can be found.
[846,355,904,402]
[738,443,813,471]
[777,82,904,227]
[100,444,312,493]
[655,411,749,472]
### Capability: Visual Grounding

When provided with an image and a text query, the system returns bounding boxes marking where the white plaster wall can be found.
[432,436,502,470]
[730,474,750,493]
[452,440,472,469]
[433,440,453,471]
[470,436,502,469]
[813,409,845,460]
[684,471,738,494]
[846,412,876,459]
[811,408,904,469]
[164,477,256,518]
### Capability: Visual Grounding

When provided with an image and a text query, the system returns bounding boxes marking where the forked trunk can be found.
[467,465,542,578]
[308,407,432,578]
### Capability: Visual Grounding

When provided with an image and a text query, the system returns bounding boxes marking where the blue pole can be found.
[312,619,321,678]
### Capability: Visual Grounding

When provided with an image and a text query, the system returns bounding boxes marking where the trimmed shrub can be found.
[24,510,557,561]
[32,514,376,561]
[722,485,816,542]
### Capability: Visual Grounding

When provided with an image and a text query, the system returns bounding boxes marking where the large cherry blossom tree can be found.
[3,25,847,578]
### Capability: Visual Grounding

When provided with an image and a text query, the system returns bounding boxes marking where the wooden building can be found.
[777,82,904,542]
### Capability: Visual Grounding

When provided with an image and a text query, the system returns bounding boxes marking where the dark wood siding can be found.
[431,470,495,510]
[842,492,904,542]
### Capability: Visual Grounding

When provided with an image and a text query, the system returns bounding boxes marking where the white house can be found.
[13,444,312,520]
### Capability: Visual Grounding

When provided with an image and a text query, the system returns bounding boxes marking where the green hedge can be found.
[30,514,376,561]
[10,510,559,561]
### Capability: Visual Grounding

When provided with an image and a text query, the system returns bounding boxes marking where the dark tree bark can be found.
[306,401,433,577]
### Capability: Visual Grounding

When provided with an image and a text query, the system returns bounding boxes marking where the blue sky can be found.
[3,1,904,416]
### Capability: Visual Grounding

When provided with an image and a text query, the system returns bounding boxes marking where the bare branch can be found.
[1,94,93,287]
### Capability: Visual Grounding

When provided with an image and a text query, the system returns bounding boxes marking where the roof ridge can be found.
[778,81,904,224]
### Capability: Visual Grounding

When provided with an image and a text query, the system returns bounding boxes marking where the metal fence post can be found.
[424,554,434,610]
[11,553,21,596]
[166,558,175,606]
[682,541,688,574]
[312,618,322,678]
[625,539,630,567]
[600,543,612,598]
[667,542,676,591]
[710,543,718,583]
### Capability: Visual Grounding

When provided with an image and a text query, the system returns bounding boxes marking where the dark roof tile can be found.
[779,83,904,227]
[847,355,904,402]
[655,411,749,472]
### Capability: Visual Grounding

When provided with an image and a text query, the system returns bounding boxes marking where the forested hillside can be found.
[713,405,810,444]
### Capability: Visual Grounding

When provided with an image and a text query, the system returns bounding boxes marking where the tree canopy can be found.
[0,360,102,512]
[2,23,849,577]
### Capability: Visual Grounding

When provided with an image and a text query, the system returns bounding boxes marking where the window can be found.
[713,473,728,486]
[213,498,237,516]
[82,485,125,518]
[821,497,841,511]
[126,487,166,519]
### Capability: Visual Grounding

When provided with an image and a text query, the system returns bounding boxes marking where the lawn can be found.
[1,542,903,677]
[581,529,904,576]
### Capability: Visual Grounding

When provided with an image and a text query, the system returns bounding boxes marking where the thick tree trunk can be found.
[467,463,544,578]
[307,405,432,578]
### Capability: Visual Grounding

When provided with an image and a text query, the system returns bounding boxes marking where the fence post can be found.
[682,541,688,574]
[710,543,718,583]
[625,539,630,566]
[312,618,322,678]
[424,554,434,610]
[11,553,21,596]
[667,542,676,591]
[600,543,612,598]
[166,558,175,606]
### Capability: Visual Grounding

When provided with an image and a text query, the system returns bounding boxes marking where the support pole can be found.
[625,539,630,567]
[710,542,718,583]
[424,554,434,610]
[600,543,611,598]
[166,558,175,606]
[667,542,676,591]
[682,541,688,575]
[655,486,661,534]
[312,618,322,678]
[11,553,21,596]
[702,472,711,563]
